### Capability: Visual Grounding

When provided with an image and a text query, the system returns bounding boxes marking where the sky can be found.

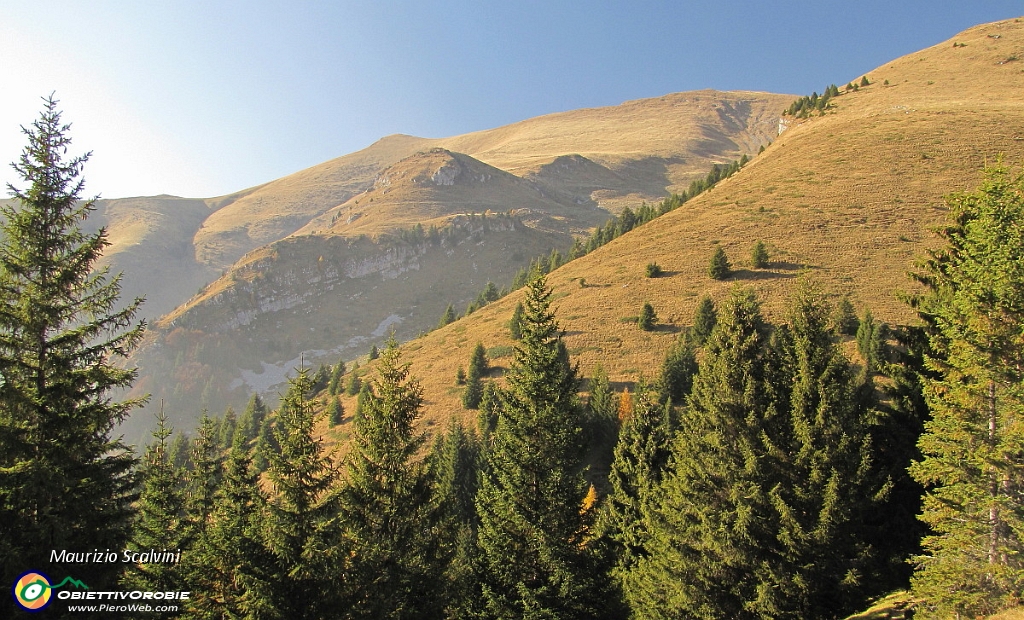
[1,2,1021,200]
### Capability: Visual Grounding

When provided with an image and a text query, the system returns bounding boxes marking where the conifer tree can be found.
[345,365,362,396]
[368,344,379,361]
[337,336,440,618]
[252,414,275,474]
[856,309,888,375]
[832,295,859,336]
[178,414,225,614]
[586,364,618,456]
[659,332,698,405]
[439,303,457,329]
[909,165,1024,618]
[169,431,192,470]
[476,381,500,439]
[462,342,488,409]
[262,368,343,620]
[237,393,268,446]
[708,245,731,279]
[327,395,344,426]
[219,406,237,450]
[766,286,879,617]
[692,295,718,344]
[625,288,775,617]
[427,421,482,618]
[186,429,275,619]
[328,358,346,396]
[509,301,525,340]
[598,387,673,597]
[475,275,600,618]
[0,96,144,595]
[122,408,187,596]
[638,302,657,330]
[751,239,769,268]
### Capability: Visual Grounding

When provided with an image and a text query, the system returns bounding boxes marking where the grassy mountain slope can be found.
[121,90,792,439]
[189,90,793,270]
[331,17,1024,437]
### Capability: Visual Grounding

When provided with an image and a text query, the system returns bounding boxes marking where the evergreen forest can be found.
[4,94,1024,620]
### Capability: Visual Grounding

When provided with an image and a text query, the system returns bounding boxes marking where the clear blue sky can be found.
[1,2,1020,199]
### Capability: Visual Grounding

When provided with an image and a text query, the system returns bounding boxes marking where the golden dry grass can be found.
[330,17,1024,439]
[190,90,793,270]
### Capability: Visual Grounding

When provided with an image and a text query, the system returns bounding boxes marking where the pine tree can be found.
[909,165,1024,618]
[368,344,379,361]
[708,245,731,279]
[0,96,144,595]
[337,336,440,618]
[692,295,717,344]
[122,408,187,596]
[638,302,657,330]
[462,342,488,409]
[262,368,343,620]
[475,275,600,618]
[751,239,769,268]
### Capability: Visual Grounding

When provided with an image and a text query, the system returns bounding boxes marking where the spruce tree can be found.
[328,358,346,396]
[186,429,275,619]
[262,368,343,620]
[586,364,618,459]
[178,415,225,615]
[766,286,879,617]
[122,408,187,596]
[708,245,731,279]
[237,393,268,446]
[751,240,769,268]
[625,288,775,618]
[638,302,657,330]
[832,295,859,336]
[0,96,144,597]
[327,395,344,426]
[345,365,362,396]
[439,303,457,329]
[475,275,600,618]
[219,406,237,450]
[462,342,488,409]
[659,332,698,405]
[909,165,1024,618]
[337,336,440,618]
[509,301,525,340]
[598,387,673,600]
[427,421,482,618]
[692,295,717,344]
